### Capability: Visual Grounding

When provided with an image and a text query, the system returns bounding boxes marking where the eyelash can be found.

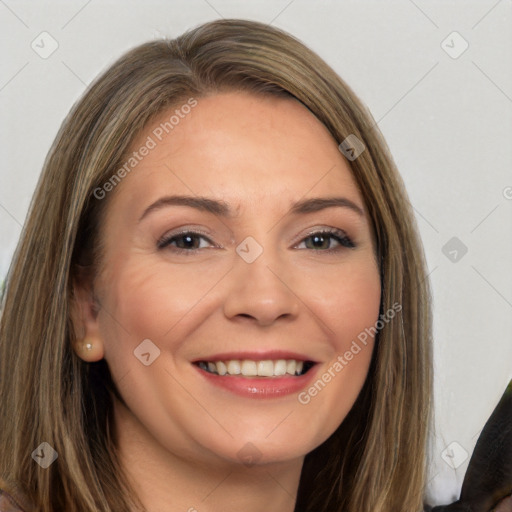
[157,228,355,255]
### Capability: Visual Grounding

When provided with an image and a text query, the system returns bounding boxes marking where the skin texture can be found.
[73,91,382,512]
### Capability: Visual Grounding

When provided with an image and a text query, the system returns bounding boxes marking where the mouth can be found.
[192,353,321,399]
[193,359,317,377]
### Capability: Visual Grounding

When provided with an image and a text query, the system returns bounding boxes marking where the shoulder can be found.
[0,488,26,512]
[493,494,512,512]
[0,479,31,512]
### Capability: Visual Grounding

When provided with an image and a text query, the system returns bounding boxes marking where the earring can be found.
[78,338,95,354]
[75,337,103,361]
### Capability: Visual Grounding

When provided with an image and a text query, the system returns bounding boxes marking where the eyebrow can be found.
[138,194,364,221]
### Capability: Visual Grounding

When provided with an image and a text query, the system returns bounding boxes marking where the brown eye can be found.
[298,229,355,252]
[157,231,215,253]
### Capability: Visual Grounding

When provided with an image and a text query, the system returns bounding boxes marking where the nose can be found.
[222,245,301,327]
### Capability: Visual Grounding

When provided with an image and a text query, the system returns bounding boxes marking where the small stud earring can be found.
[75,338,103,361]
[79,339,94,352]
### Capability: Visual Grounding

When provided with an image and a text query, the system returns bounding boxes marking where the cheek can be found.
[95,254,237,393]
[325,258,381,384]
[99,256,226,341]
[312,256,382,346]
[294,256,381,443]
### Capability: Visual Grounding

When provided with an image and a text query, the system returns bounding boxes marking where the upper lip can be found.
[192,350,318,363]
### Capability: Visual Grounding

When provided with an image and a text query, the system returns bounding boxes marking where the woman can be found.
[0,18,508,512]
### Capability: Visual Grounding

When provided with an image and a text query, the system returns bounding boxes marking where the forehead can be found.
[113,91,362,214]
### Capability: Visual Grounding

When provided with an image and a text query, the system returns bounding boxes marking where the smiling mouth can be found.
[194,359,316,377]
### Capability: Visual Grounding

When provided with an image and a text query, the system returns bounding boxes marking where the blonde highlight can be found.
[0,19,433,512]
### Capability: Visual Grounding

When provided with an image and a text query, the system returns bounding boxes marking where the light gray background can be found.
[1,0,511,505]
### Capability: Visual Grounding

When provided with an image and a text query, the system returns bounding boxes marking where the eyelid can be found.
[156,227,218,249]
[294,226,355,250]
[291,225,351,245]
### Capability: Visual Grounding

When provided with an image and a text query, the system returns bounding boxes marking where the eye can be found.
[157,230,215,254]
[296,228,355,252]
[157,228,355,255]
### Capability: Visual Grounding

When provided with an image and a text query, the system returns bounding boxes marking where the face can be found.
[75,91,381,468]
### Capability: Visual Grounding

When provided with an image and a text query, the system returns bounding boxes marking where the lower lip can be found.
[193,364,320,399]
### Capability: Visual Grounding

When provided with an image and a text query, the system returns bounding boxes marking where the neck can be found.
[113,398,303,512]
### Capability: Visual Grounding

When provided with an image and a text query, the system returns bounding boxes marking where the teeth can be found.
[257,360,274,376]
[198,359,310,377]
[241,360,257,376]
[216,361,227,376]
[274,360,287,376]
[227,360,241,375]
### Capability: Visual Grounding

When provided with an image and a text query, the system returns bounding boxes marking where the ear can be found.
[70,266,105,362]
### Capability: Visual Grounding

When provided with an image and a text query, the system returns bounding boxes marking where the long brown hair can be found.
[0,19,433,511]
